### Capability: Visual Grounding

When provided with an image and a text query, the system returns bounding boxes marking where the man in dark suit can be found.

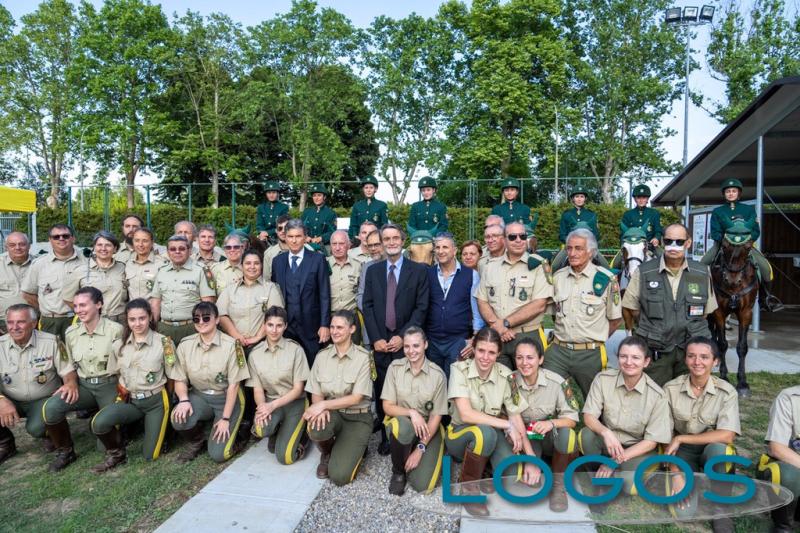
[363,223,430,455]
[272,219,331,365]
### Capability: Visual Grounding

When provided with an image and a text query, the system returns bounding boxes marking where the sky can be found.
[3,0,729,201]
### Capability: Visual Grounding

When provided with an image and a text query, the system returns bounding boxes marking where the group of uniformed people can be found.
[0,176,795,531]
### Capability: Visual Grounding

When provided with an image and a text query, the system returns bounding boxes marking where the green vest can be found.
[407,199,448,235]
[491,201,531,225]
[349,198,388,239]
[635,259,711,352]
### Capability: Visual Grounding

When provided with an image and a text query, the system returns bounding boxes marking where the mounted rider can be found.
[700,178,781,312]
[620,184,662,247]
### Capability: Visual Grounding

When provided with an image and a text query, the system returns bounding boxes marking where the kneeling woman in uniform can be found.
[381,326,448,495]
[303,310,373,486]
[90,298,175,472]
[580,336,672,494]
[447,327,540,517]
[513,337,579,512]
[247,306,310,465]
[169,302,250,463]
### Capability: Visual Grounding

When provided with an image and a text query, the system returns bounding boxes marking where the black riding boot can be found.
[759,280,784,312]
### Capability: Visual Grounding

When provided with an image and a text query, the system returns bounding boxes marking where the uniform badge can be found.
[262,301,269,314]
[2,374,11,385]
[612,281,620,305]
[687,282,700,295]
[561,380,580,411]
[215,372,225,384]
[122,277,130,290]
[594,282,602,291]
[146,372,156,384]
[373,213,379,222]
[37,372,47,384]
[235,341,246,368]
[489,286,495,297]
[586,305,595,316]
[424,400,434,413]
[58,340,69,362]
[555,301,562,314]
[508,374,520,406]
[433,214,438,223]
[43,283,53,295]
[204,267,217,291]
[648,281,660,289]
[647,224,653,232]
[146,279,154,291]
[369,351,377,381]
[162,337,176,366]
[519,288,528,301]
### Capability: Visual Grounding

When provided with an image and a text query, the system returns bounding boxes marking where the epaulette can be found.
[592,270,613,297]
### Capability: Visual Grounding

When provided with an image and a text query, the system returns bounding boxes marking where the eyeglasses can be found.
[168,247,188,253]
[506,233,527,241]
[663,238,687,246]
[277,226,286,232]
[192,314,214,324]
[367,242,382,249]
[223,245,243,250]
[49,233,72,240]
[6,243,28,248]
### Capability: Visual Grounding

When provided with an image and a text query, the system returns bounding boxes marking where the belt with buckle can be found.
[199,389,225,396]
[340,407,370,415]
[83,375,115,385]
[130,388,163,401]
[553,338,602,351]
[41,313,74,319]
[161,319,192,327]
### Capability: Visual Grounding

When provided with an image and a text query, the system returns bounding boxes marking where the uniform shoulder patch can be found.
[162,336,176,366]
[561,379,581,412]
[58,339,69,362]
[508,372,521,406]
[235,340,246,368]
[204,266,218,291]
[527,256,543,270]
[592,270,612,296]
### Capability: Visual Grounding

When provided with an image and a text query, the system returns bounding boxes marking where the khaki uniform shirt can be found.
[622,257,717,314]
[448,359,528,426]
[0,330,72,402]
[168,331,250,391]
[663,374,741,436]
[305,343,373,411]
[515,368,580,424]
[475,252,553,331]
[381,358,448,419]
[583,369,673,447]
[125,253,167,300]
[0,253,32,316]
[149,260,215,321]
[62,259,128,317]
[477,253,502,277]
[210,261,244,296]
[246,338,309,401]
[551,263,622,343]
[348,247,371,265]
[21,250,87,316]
[765,385,800,447]
[263,242,288,282]
[108,330,174,393]
[328,256,362,312]
[217,279,284,338]
[192,248,224,269]
[65,318,124,379]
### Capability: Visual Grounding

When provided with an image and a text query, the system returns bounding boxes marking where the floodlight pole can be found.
[683,28,691,167]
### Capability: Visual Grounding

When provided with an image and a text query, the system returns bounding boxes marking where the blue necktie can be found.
[291,255,299,273]
[386,264,397,332]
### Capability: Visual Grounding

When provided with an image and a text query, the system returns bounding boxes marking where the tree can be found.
[167,11,244,208]
[72,0,175,208]
[557,0,685,203]
[0,0,80,207]
[363,14,461,203]
[707,0,799,124]
[242,0,368,210]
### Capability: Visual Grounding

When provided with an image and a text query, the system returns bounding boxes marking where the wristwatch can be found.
[503,319,511,329]
[417,442,426,453]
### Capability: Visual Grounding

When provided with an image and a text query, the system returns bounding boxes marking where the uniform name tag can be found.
[688,305,705,317]
[648,281,660,288]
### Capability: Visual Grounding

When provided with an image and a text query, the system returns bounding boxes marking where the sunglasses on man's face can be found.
[506,233,527,242]
[663,238,687,246]
[49,233,72,240]
[192,314,214,324]
[277,226,286,232]
[223,245,243,251]
[168,247,188,253]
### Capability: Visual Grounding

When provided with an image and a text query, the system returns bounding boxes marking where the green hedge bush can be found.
[20,203,680,251]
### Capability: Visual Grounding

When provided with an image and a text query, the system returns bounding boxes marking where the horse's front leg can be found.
[710,310,729,382]
[736,309,751,397]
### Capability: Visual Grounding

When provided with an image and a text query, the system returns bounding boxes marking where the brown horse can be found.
[708,237,759,397]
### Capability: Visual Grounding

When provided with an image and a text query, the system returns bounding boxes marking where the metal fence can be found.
[0,213,22,253]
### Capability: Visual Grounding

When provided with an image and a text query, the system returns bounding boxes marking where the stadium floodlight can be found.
[700,5,715,22]
[665,7,682,23]
[682,6,699,22]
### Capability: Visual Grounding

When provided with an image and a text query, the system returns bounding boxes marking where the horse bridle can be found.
[712,243,758,310]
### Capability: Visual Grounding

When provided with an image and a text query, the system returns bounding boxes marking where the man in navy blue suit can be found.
[363,223,429,454]
[272,219,331,365]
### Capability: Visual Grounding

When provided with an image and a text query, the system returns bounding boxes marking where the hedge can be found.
[19,203,680,252]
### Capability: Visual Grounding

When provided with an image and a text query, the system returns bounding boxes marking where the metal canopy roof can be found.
[653,76,800,206]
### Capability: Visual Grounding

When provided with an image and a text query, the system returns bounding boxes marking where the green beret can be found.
[720,178,743,192]
[622,226,647,243]
[632,184,651,197]
[410,230,434,245]
[360,175,379,188]
[419,176,438,189]
[308,183,328,195]
[264,181,280,192]
[500,177,521,190]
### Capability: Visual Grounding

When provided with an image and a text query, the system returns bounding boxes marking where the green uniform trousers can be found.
[91,388,171,461]
[253,397,308,465]
[759,454,800,499]
[307,410,372,486]
[171,388,245,463]
[384,415,445,493]
[641,346,687,388]
[445,424,522,480]
[39,316,74,341]
[552,248,610,272]
[2,396,48,439]
[578,427,659,495]
[498,328,548,371]
[542,343,607,398]
[43,379,119,425]
[158,321,196,347]
[701,243,772,282]
[529,426,578,458]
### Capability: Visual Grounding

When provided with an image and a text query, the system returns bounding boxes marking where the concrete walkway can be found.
[459,490,596,532]
[155,439,324,533]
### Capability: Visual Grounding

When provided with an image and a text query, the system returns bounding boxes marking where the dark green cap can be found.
[264,181,280,192]
[570,185,589,198]
[308,183,328,195]
[410,230,433,244]
[720,178,743,192]
[361,175,379,188]
[632,184,651,197]
[419,177,438,189]
[622,226,647,243]
[500,177,521,190]
[723,220,752,244]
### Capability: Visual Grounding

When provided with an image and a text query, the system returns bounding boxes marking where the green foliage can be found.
[707,0,799,124]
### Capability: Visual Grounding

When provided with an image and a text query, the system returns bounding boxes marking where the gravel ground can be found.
[294,431,461,533]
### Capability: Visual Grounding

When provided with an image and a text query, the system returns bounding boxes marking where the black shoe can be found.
[378,439,391,456]
[389,473,406,495]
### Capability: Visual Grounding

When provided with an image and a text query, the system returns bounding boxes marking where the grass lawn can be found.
[0,416,230,533]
